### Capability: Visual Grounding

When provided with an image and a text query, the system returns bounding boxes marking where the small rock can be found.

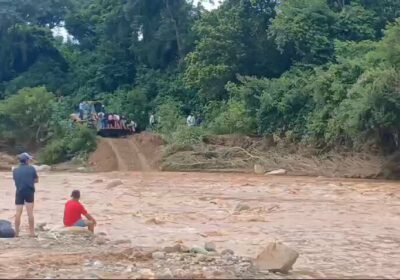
[36,222,47,231]
[157,268,173,279]
[138,268,154,279]
[254,242,299,274]
[163,243,182,253]
[235,203,251,212]
[93,260,103,268]
[152,251,166,260]
[196,255,207,262]
[206,256,215,262]
[222,254,235,262]
[221,249,235,256]
[191,246,208,255]
[204,242,216,252]
[145,217,164,225]
[106,179,123,189]
[254,164,265,174]
[113,239,131,245]
[266,169,287,176]
[173,269,185,278]
[180,244,191,253]
[76,167,87,172]
[94,236,107,245]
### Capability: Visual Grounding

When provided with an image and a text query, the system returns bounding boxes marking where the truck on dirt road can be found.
[70,101,132,138]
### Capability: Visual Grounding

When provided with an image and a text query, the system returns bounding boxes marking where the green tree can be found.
[0,86,55,143]
[334,3,376,41]
[269,0,336,65]
[185,0,289,100]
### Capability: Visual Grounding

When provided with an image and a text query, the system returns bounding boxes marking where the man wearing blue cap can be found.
[13,153,38,237]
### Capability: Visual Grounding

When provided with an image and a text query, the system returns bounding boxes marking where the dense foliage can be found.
[1,0,400,163]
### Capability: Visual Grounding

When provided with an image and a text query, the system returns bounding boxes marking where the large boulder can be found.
[254,242,299,274]
[0,220,15,238]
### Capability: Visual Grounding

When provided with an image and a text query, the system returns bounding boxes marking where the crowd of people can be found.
[97,112,137,133]
[77,101,137,133]
[76,102,205,134]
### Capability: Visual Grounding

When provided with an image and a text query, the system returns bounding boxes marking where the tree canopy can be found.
[1,0,400,161]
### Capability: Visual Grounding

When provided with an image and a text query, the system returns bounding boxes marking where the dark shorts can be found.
[73,219,86,227]
[15,189,34,205]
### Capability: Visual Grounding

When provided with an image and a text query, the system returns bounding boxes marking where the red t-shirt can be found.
[64,200,88,226]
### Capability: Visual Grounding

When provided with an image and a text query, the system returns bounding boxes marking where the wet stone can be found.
[235,203,251,212]
[204,241,216,252]
[221,249,235,256]
[191,246,208,255]
[152,251,166,260]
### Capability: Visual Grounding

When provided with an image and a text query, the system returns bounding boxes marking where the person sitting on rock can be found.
[63,190,97,233]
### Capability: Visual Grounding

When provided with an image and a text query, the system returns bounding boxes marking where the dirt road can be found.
[88,133,162,172]
[1,172,400,278]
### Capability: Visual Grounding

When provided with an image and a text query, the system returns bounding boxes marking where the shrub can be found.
[208,100,256,135]
[67,126,97,154]
[39,125,97,164]
[171,125,207,146]
[155,98,185,136]
[39,139,68,164]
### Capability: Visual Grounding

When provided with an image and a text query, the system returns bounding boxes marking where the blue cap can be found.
[18,152,33,162]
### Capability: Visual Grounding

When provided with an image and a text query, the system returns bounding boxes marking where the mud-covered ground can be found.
[1,171,400,279]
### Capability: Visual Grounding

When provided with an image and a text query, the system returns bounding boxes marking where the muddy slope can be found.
[88,133,162,172]
[162,135,383,178]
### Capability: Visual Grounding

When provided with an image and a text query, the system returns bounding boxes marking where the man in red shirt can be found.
[64,190,97,233]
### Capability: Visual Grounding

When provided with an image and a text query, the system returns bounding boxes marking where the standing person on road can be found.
[64,190,97,233]
[187,113,195,127]
[196,115,204,126]
[149,113,155,130]
[79,102,84,120]
[13,153,38,237]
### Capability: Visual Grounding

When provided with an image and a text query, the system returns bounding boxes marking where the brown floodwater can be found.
[1,171,400,278]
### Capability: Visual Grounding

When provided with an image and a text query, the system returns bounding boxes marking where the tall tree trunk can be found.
[164,0,184,64]
[336,0,346,10]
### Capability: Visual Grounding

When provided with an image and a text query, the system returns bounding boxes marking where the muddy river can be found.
[1,171,399,278]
